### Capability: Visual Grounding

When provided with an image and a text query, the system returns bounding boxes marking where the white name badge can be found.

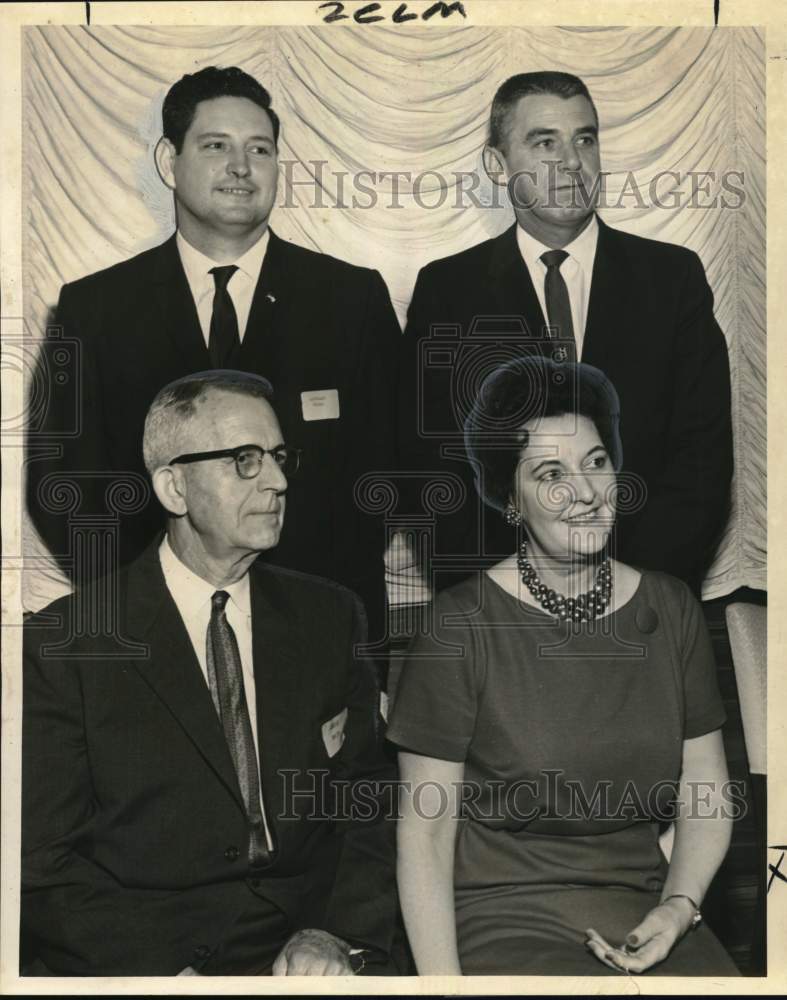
[321,707,348,758]
[301,389,340,421]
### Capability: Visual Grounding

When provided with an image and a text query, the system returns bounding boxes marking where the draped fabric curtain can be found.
[21,25,765,610]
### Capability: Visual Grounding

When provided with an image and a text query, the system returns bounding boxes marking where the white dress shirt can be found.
[516,215,599,360]
[176,229,270,344]
[159,536,273,850]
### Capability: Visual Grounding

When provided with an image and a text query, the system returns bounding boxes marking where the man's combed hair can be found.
[464,356,622,513]
[489,71,598,151]
[162,66,280,152]
[143,369,275,473]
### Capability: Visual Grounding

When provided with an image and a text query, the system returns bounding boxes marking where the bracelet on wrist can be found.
[661,893,702,930]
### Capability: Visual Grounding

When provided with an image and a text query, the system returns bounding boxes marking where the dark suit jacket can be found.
[397,219,733,591]
[27,231,400,639]
[22,542,397,976]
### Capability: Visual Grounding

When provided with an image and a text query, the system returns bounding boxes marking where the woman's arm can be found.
[587,729,732,973]
[659,727,732,906]
[397,751,464,975]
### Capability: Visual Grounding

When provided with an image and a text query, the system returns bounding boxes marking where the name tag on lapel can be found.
[301,389,340,421]
[322,707,348,758]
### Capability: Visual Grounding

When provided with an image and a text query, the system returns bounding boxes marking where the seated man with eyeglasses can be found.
[21,370,397,977]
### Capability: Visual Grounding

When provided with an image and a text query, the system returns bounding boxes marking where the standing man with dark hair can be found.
[398,70,732,594]
[27,66,399,640]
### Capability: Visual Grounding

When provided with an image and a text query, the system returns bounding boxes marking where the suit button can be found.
[224,845,240,862]
[193,945,211,961]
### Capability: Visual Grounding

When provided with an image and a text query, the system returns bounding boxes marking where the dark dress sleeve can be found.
[386,590,482,762]
[677,580,727,739]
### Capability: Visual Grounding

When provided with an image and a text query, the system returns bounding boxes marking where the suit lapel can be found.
[248,564,304,820]
[149,236,211,372]
[125,541,244,811]
[237,228,286,367]
[488,224,547,338]
[583,217,623,372]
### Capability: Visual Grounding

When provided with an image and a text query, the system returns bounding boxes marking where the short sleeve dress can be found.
[386,570,739,976]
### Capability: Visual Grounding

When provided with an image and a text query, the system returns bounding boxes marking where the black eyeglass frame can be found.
[169,443,301,478]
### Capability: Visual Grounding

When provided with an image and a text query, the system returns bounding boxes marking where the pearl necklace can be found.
[516,540,613,621]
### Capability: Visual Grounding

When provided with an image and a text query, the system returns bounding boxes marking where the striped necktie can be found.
[206,589,272,867]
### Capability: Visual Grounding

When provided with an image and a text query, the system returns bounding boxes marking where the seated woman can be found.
[387,357,739,976]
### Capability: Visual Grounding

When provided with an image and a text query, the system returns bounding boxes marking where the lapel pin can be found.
[266,292,276,303]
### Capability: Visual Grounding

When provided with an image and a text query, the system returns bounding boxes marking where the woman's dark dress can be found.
[387,571,739,976]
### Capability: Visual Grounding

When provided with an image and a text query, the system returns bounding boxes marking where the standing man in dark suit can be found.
[398,71,732,594]
[27,66,399,640]
[22,371,397,976]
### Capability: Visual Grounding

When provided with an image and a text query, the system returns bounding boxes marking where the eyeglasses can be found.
[170,444,301,479]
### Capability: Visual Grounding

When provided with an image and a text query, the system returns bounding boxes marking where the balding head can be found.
[143,369,275,474]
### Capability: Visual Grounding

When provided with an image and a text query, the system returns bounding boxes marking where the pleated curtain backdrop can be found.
[21,25,765,610]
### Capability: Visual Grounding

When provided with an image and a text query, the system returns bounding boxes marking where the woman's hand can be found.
[586,729,731,975]
[585,896,696,974]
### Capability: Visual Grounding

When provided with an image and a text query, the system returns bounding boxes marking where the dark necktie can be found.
[206,590,271,867]
[208,265,240,368]
[540,249,576,363]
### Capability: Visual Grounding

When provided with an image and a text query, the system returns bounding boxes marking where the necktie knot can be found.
[211,590,230,614]
[541,249,569,270]
[209,264,238,293]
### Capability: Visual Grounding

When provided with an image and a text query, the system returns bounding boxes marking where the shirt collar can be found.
[516,214,599,275]
[176,228,270,289]
[159,534,252,619]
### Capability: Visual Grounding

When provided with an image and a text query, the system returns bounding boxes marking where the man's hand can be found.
[586,897,695,974]
[272,928,354,976]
